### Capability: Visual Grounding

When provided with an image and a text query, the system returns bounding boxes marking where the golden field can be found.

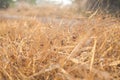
[0,6,120,80]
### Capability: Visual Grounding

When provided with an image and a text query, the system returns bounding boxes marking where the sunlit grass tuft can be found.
[0,14,120,80]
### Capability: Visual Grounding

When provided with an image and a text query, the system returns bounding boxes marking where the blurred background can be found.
[0,0,120,12]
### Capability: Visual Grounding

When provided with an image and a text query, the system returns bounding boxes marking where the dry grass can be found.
[0,7,120,80]
[0,6,83,19]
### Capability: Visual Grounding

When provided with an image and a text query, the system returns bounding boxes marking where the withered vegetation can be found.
[0,7,120,80]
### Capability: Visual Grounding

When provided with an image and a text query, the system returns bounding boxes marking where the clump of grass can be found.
[0,14,120,80]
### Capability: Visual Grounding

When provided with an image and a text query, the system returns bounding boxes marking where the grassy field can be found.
[0,6,120,80]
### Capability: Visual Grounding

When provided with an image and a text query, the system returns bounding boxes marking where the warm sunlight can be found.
[0,0,120,80]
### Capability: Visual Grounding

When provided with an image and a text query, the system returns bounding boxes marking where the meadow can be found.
[0,6,120,80]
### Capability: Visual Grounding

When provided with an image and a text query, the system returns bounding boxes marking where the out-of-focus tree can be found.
[17,0,36,4]
[26,0,36,4]
[74,0,120,13]
[0,0,14,9]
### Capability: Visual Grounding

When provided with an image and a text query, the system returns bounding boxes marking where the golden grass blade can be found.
[90,38,97,72]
